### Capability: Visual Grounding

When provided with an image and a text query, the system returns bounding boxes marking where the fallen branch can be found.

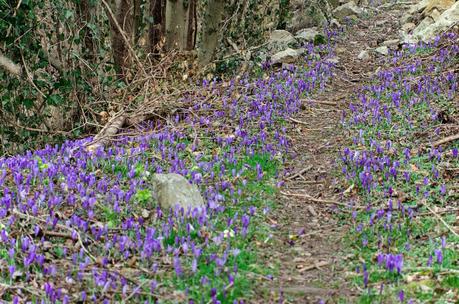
[85,114,126,152]
[298,260,330,272]
[285,165,313,181]
[288,117,309,126]
[416,208,459,217]
[420,201,459,237]
[432,133,459,147]
[122,279,154,303]
[280,191,357,208]
[0,282,42,298]
[12,209,97,262]
[301,99,338,106]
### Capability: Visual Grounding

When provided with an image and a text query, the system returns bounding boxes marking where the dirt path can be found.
[262,3,416,303]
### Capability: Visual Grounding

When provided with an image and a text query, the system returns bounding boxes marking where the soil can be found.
[258,3,417,303]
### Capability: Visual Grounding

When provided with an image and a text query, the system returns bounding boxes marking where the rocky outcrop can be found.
[333,1,364,21]
[422,0,455,19]
[400,0,458,43]
[269,30,296,45]
[415,1,459,42]
[295,28,320,42]
[375,45,389,55]
[288,0,333,32]
[358,50,370,60]
[271,48,304,64]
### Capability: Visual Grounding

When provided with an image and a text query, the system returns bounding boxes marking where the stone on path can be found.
[357,50,370,60]
[295,28,320,42]
[325,56,340,65]
[413,1,459,42]
[152,173,205,211]
[400,0,458,43]
[272,48,303,64]
[375,45,389,56]
[401,22,416,32]
[333,1,364,21]
[382,39,400,48]
[288,0,333,32]
[269,30,296,45]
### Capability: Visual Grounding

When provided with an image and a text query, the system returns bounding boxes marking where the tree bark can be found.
[149,0,165,53]
[198,0,225,65]
[186,0,197,50]
[133,0,142,44]
[165,0,192,51]
[111,0,133,79]
[78,0,96,62]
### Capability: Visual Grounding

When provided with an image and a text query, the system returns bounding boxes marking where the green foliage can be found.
[0,0,114,154]
[276,0,290,30]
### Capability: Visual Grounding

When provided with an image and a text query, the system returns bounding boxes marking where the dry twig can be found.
[432,133,459,147]
[420,201,459,237]
[280,191,357,208]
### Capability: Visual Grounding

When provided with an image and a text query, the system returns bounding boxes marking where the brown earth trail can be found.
[255,3,417,303]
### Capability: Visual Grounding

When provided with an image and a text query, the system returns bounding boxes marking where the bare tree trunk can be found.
[78,0,96,62]
[198,0,224,65]
[111,0,133,79]
[186,0,197,50]
[165,0,192,51]
[149,0,165,53]
[133,0,142,44]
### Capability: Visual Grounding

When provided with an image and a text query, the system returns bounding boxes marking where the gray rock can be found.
[375,45,389,55]
[413,16,436,34]
[401,22,416,32]
[151,173,205,211]
[269,30,296,44]
[333,1,364,21]
[357,50,370,60]
[429,8,442,21]
[330,18,342,28]
[295,28,320,42]
[413,1,459,42]
[288,0,333,32]
[325,56,340,65]
[382,39,400,48]
[266,30,297,56]
[409,0,431,14]
[271,48,301,64]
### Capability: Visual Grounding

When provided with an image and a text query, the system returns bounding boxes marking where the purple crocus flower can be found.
[435,249,443,264]
[399,290,404,302]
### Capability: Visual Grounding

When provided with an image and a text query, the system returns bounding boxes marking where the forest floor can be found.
[1,1,458,304]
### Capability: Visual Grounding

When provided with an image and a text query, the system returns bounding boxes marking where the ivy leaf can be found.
[22,98,34,109]
[64,10,73,20]
[47,94,63,106]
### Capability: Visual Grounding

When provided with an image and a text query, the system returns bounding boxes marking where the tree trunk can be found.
[111,0,133,79]
[165,0,192,51]
[133,0,142,44]
[149,0,165,53]
[186,0,197,50]
[198,0,224,66]
[78,0,96,62]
